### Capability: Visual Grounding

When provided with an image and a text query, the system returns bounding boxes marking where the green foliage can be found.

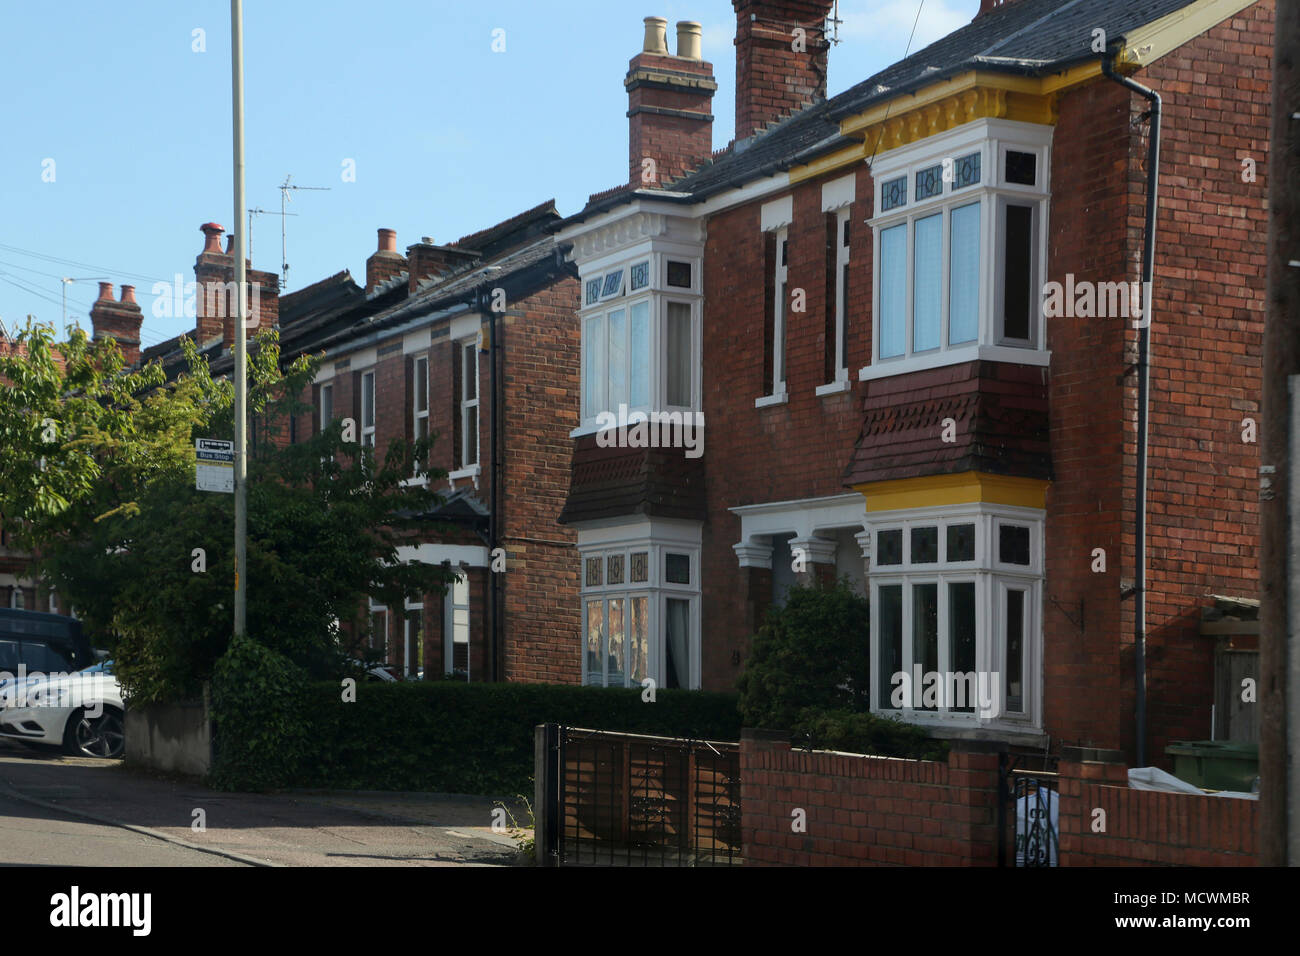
[208,634,313,791]
[736,577,870,729]
[792,708,948,762]
[1,320,457,704]
[209,678,741,794]
[494,795,536,864]
[736,578,945,761]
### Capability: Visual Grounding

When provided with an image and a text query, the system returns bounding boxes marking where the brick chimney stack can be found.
[366,228,408,293]
[193,222,280,350]
[405,239,479,294]
[626,16,716,188]
[89,281,144,365]
[733,0,835,141]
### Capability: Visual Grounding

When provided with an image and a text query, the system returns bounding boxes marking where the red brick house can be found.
[555,0,1270,765]
[120,205,581,683]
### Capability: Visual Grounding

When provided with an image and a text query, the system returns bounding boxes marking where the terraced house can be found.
[556,0,1270,766]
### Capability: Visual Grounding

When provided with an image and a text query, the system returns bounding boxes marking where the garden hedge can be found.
[210,650,740,794]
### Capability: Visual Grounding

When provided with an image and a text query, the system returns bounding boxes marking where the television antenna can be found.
[247,207,297,268]
[826,0,843,45]
[277,175,331,290]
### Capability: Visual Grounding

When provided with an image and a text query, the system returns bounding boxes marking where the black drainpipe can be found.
[1102,50,1161,767]
[476,281,503,684]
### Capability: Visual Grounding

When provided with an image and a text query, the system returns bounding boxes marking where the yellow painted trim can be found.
[854,472,1049,513]
[788,141,867,185]
[1118,0,1258,70]
[786,0,1258,182]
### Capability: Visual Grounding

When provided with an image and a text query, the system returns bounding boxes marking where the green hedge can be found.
[211,661,741,794]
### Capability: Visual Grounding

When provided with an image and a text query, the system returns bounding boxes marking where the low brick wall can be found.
[1057,747,1258,866]
[740,729,1001,866]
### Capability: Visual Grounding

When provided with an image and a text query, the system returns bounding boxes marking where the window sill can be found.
[815,379,851,397]
[400,475,429,489]
[447,465,481,490]
[754,391,788,409]
[858,344,1050,382]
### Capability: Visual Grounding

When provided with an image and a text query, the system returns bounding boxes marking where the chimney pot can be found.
[643,16,669,54]
[421,236,435,245]
[225,234,236,255]
[97,282,114,302]
[676,21,702,61]
[200,222,225,254]
[378,228,397,253]
[120,285,137,305]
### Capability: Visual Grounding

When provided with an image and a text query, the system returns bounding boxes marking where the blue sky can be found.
[0,0,978,347]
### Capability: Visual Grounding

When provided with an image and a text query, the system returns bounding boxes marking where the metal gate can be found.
[537,725,742,866]
[998,752,1059,867]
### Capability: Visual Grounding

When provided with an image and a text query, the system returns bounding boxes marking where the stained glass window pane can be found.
[954,151,981,189]
[911,526,938,564]
[629,260,650,291]
[877,529,902,566]
[601,270,624,298]
[915,164,943,201]
[946,523,976,562]
[585,556,603,588]
[607,554,624,585]
[630,552,648,582]
[881,176,907,212]
[586,278,602,305]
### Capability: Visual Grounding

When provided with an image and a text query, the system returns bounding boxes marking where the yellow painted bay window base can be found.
[854,471,1048,513]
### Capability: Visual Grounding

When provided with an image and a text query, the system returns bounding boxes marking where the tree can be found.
[0,319,457,703]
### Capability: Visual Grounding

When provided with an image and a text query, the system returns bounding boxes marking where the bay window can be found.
[578,253,701,428]
[869,504,1042,729]
[864,119,1051,380]
[579,529,700,689]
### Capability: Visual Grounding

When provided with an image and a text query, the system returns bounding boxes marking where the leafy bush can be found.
[209,675,741,794]
[737,578,947,761]
[208,634,313,791]
[737,577,870,729]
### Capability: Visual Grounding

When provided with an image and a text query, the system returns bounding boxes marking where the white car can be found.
[0,660,125,759]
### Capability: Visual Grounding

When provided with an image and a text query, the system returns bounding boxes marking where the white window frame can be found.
[577,520,702,690]
[412,355,429,446]
[576,253,702,431]
[868,502,1043,732]
[319,382,334,432]
[360,371,376,448]
[861,119,1053,383]
[459,341,479,469]
[9,587,25,610]
[756,227,790,407]
[823,207,852,391]
[444,568,470,680]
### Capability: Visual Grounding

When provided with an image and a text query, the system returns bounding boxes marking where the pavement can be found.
[0,740,530,867]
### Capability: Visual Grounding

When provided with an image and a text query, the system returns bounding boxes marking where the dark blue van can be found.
[0,608,96,675]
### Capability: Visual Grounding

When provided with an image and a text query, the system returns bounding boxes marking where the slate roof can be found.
[562,0,1199,222]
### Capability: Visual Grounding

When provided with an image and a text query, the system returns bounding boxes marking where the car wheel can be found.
[63,707,126,759]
